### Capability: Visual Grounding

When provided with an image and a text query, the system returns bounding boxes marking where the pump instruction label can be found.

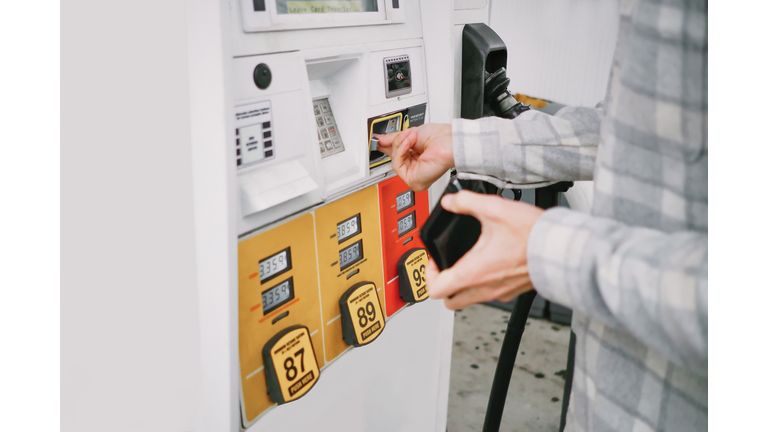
[235,100,274,168]
[263,326,320,404]
[339,282,385,346]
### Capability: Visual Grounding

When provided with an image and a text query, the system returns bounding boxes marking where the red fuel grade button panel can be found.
[378,176,430,317]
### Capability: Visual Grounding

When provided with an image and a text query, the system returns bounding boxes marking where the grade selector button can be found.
[398,248,429,303]
[339,282,385,347]
[263,325,320,405]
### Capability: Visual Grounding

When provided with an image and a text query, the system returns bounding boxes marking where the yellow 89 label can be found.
[398,248,429,303]
[263,326,320,404]
[340,282,385,347]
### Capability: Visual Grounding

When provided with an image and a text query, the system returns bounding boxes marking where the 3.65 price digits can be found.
[356,301,376,328]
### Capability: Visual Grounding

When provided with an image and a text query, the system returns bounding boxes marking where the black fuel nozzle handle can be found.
[483,68,531,120]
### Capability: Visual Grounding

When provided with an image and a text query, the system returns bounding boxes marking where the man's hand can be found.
[375,123,455,192]
[426,190,545,310]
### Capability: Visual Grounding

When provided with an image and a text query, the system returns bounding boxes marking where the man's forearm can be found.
[528,207,708,374]
[452,105,602,186]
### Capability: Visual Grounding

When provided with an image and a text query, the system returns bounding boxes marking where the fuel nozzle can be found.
[483,68,531,119]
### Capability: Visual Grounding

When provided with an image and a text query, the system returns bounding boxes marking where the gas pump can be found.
[187,1,456,431]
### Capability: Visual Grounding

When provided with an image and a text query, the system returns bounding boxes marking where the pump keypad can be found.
[314,98,345,158]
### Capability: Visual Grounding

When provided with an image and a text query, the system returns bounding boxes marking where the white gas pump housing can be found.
[187,1,456,431]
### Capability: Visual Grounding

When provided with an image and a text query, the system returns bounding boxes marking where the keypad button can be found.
[316,117,325,127]
[329,128,337,137]
[332,138,342,149]
[321,129,330,139]
[319,142,326,153]
[320,104,330,113]
[324,141,333,151]
[324,115,334,125]
[314,107,321,116]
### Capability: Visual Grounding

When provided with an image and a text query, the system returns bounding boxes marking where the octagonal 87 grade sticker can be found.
[339,282,385,347]
[398,248,429,303]
[263,326,320,404]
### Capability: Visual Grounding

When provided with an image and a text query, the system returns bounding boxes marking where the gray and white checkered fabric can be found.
[452,0,707,431]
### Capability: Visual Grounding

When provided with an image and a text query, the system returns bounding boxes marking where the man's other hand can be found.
[375,123,455,192]
[426,190,545,310]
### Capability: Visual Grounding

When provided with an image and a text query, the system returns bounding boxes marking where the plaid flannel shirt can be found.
[452,0,707,431]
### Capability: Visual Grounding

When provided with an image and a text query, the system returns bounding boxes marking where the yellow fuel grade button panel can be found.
[314,185,385,363]
[340,281,385,346]
[398,248,429,303]
[263,325,320,404]
[238,213,324,425]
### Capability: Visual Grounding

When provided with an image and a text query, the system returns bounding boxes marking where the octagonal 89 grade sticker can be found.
[339,282,385,347]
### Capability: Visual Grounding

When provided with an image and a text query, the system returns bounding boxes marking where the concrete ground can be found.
[447,303,571,432]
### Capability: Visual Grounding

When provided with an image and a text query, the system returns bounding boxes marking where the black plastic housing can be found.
[419,178,490,271]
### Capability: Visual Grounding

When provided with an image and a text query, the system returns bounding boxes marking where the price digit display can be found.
[339,282,385,347]
[262,277,295,315]
[263,326,320,405]
[339,239,364,270]
[337,214,362,243]
[397,248,430,303]
[259,248,292,283]
[397,211,416,237]
[396,190,415,213]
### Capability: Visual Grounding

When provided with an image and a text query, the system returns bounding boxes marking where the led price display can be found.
[339,239,363,270]
[337,214,361,243]
[397,211,416,237]
[259,248,292,283]
[262,277,295,314]
[396,190,415,213]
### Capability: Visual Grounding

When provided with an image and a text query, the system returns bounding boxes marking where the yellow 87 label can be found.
[398,248,429,303]
[263,326,320,404]
[340,282,385,347]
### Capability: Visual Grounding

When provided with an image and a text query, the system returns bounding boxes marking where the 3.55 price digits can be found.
[356,301,376,328]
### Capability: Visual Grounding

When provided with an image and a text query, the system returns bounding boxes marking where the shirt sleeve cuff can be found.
[527,207,593,309]
[451,117,502,177]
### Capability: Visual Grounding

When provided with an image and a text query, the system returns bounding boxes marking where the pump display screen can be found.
[262,277,295,314]
[339,239,363,270]
[278,0,378,14]
[337,214,361,243]
[259,248,292,283]
[396,190,415,213]
[398,211,416,237]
